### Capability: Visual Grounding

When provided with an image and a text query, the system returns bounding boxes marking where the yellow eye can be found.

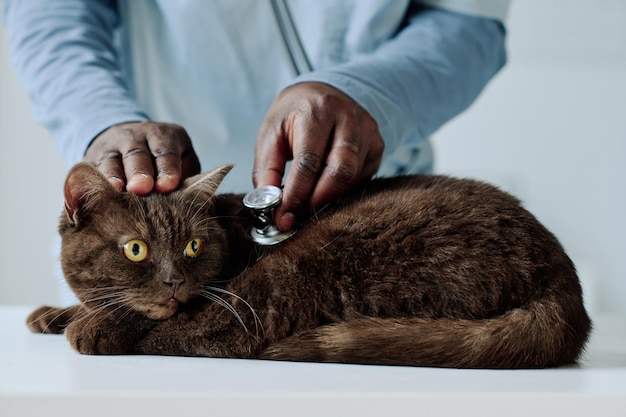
[123,240,149,262]
[184,238,204,258]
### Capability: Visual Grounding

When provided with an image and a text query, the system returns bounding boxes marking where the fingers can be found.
[122,140,156,195]
[254,82,384,231]
[253,124,289,190]
[84,122,200,195]
[278,109,333,228]
[85,123,154,194]
[150,124,199,194]
[94,150,126,192]
[310,127,375,208]
[278,118,382,230]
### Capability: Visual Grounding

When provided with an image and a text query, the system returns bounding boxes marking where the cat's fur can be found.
[28,162,591,368]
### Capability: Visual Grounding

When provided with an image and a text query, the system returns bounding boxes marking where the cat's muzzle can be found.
[243,186,296,245]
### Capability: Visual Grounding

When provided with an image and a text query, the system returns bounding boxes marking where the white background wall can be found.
[1,0,625,317]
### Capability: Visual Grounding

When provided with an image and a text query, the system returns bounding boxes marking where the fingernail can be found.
[156,173,178,193]
[127,174,153,194]
[108,177,124,191]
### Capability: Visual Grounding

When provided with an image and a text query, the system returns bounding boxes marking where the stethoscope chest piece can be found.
[242,186,296,245]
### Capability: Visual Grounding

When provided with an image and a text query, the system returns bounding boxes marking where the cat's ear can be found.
[182,164,233,198]
[63,163,116,225]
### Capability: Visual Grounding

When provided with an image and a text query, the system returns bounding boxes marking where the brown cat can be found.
[28,162,591,368]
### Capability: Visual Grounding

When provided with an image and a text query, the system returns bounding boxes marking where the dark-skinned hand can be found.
[253,82,384,231]
[84,83,384,231]
[84,121,201,195]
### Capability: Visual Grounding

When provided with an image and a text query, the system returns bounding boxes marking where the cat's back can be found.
[326,174,570,279]
[266,174,580,320]
[324,174,533,239]
[256,174,591,367]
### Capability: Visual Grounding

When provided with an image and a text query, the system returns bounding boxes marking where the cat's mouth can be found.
[141,297,180,320]
[160,297,179,308]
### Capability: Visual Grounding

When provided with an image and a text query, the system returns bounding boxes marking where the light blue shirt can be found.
[3,0,509,192]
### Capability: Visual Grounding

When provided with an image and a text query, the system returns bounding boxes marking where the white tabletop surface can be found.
[1,306,625,417]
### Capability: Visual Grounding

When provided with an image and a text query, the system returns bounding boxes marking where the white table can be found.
[1,306,625,417]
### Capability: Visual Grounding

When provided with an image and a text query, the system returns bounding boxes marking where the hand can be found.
[253,82,384,230]
[84,121,201,194]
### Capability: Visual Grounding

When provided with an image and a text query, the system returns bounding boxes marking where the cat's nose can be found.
[163,275,184,288]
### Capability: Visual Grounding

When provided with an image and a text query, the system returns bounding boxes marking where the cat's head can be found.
[60,162,233,320]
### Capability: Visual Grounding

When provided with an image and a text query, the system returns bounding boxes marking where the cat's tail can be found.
[260,298,591,369]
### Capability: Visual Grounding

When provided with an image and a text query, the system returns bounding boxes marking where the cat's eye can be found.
[184,238,204,258]
[123,239,149,262]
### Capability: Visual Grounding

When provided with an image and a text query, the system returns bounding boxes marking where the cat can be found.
[27,162,592,369]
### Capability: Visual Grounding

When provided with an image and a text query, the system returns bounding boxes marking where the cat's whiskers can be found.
[27,306,82,333]
[200,290,249,333]
[202,285,264,338]
[304,202,347,251]
[319,233,345,251]
[80,288,132,305]
[103,302,135,327]
[74,289,137,329]
[309,202,331,224]
[79,301,130,330]
[73,285,128,298]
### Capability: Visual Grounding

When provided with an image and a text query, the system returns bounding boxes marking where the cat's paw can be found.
[65,317,132,355]
[26,305,79,334]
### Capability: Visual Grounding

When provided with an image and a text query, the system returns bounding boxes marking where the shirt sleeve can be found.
[3,0,149,165]
[418,0,511,21]
[290,5,507,164]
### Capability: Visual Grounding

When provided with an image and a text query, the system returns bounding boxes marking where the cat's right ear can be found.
[63,163,115,225]
[182,164,234,199]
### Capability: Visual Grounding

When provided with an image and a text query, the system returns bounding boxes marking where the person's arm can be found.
[294,5,507,161]
[3,0,200,194]
[3,0,147,164]
[254,5,507,230]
